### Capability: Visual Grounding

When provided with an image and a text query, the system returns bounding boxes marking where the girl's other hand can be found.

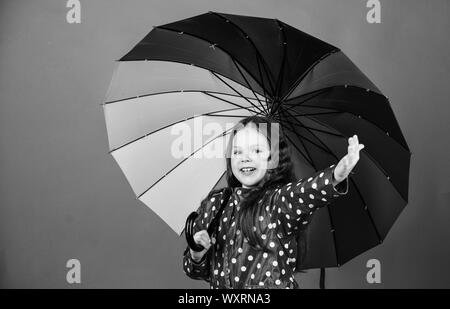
[190,230,212,262]
[334,134,365,183]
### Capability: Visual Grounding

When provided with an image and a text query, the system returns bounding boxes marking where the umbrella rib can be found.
[111,55,267,100]
[109,106,252,154]
[248,47,271,113]
[228,59,269,114]
[282,107,383,261]
[179,169,228,236]
[209,72,266,114]
[136,126,236,199]
[203,106,263,118]
[274,19,287,100]
[282,129,315,167]
[210,12,276,95]
[325,205,340,267]
[285,99,411,154]
[211,170,227,189]
[283,109,387,242]
[275,111,341,266]
[279,109,319,170]
[305,133,383,245]
[282,32,308,111]
[205,114,257,118]
[271,20,289,115]
[104,90,264,106]
[156,26,268,100]
[281,112,346,138]
[280,88,333,114]
[203,91,265,116]
[281,50,339,102]
[271,114,317,167]
[277,110,337,156]
[302,113,405,203]
[285,84,384,104]
[229,45,269,113]
[272,88,332,117]
[281,109,339,265]
[289,111,345,118]
[270,114,314,165]
[255,52,269,108]
[255,48,276,96]
[281,107,344,161]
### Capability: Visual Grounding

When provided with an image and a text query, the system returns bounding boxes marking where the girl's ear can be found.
[266,149,280,170]
[266,157,277,170]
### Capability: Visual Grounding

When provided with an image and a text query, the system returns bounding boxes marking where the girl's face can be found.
[231,124,271,188]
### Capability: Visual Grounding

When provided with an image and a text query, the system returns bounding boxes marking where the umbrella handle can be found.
[185,211,205,252]
[184,188,233,252]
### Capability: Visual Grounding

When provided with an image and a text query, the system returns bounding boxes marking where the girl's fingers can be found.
[200,239,210,249]
[194,235,208,248]
[195,233,209,244]
[202,234,211,246]
[195,230,209,239]
[202,232,211,244]
[341,136,363,176]
[193,233,200,244]
[194,230,211,248]
[348,135,364,154]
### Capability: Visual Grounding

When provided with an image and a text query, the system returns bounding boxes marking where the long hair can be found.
[223,115,308,268]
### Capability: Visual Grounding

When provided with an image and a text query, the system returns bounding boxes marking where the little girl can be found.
[182,115,364,289]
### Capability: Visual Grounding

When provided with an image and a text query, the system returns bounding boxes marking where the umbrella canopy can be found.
[102,11,411,270]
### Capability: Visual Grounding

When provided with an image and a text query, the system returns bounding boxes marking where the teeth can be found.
[241,167,256,172]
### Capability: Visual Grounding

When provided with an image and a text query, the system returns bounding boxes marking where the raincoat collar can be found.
[232,186,257,196]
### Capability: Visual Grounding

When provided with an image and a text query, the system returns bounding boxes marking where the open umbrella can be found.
[102,11,411,283]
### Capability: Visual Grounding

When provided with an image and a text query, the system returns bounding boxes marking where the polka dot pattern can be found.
[273,164,348,238]
[182,165,348,289]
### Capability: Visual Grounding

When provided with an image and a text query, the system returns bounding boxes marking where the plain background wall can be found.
[0,0,449,288]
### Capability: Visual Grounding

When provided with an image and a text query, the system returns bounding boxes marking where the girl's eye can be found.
[233,150,241,155]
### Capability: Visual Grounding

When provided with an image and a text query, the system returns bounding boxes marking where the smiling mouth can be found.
[239,167,256,175]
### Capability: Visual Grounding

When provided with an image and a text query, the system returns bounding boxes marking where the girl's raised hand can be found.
[334,134,365,183]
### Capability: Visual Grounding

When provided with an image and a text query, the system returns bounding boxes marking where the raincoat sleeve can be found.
[273,164,349,238]
[182,190,222,282]
[182,247,211,282]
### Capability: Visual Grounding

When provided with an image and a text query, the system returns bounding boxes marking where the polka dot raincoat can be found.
[183,164,348,289]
